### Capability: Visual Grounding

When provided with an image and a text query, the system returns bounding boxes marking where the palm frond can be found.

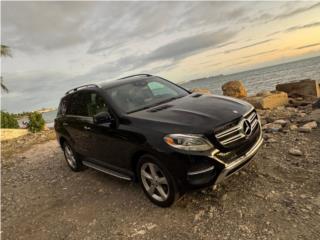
[1,45,12,57]
[1,77,9,93]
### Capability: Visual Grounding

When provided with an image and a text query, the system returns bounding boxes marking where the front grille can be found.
[214,123,261,164]
[215,110,259,147]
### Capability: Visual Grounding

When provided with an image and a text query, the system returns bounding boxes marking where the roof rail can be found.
[65,84,99,95]
[119,74,152,80]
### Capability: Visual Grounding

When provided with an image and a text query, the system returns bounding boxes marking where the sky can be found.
[1,1,320,113]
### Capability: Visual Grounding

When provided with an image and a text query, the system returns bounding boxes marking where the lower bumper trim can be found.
[212,131,264,186]
[187,166,215,176]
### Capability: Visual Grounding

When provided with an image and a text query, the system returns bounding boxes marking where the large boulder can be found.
[276,79,320,97]
[222,80,247,98]
[191,88,212,95]
[244,91,288,109]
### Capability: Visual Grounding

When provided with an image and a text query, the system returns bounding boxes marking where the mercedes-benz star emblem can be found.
[242,119,252,136]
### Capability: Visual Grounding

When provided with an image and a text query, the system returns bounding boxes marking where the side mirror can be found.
[93,112,112,124]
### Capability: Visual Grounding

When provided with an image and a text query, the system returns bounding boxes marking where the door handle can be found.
[63,122,68,126]
[84,126,91,130]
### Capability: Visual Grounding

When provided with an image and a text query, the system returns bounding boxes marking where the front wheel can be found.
[137,155,180,207]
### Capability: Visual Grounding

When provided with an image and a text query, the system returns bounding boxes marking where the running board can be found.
[82,161,132,181]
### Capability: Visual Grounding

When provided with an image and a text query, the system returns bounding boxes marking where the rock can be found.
[266,138,277,143]
[244,91,288,109]
[191,88,212,95]
[307,109,320,123]
[289,148,303,156]
[289,124,298,131]
[222,80,247,98]
[312,98,320,109]
[298,127,312,133]
[297,112,306,118]
[288,98,313,107]
[301,121,317,129]
[276,79,320,97]
[256,90,271,96]
[273,119,288,127]
[263,123,282,132]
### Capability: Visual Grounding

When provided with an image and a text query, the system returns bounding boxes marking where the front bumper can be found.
[184,125,263,189]
[211,131,263,186]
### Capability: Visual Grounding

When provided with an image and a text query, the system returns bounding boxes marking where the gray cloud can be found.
[81,29,237,83]
[242,49,278,59]
[268,21,320,36]
[272,2,320,21]
[1,1,94,52]
[296,43,320,50]
[224,39,275,54]
[147,31,237,62]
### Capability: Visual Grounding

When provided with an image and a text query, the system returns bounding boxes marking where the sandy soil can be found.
[1,114,320,240]
[0,129,29,141]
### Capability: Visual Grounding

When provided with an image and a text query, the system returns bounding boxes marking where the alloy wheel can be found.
[140,162,169,202]
[64,144,77,168]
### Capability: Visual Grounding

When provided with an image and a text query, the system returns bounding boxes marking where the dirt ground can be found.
[1,128,320,240]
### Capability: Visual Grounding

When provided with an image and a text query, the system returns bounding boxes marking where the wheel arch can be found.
[131,150,151,181]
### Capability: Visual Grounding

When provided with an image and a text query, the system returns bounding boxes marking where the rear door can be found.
[64,91,93,156]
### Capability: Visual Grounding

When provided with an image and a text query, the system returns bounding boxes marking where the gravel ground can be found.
[2,118,320,239]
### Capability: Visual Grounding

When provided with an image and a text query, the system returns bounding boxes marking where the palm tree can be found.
[1,44,12,93]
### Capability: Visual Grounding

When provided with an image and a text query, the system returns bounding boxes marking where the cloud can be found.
[268,21,320,36]
[242,49,278,59]
[147,30,237,62]
[224,39,275,54]
[81,29,237,83]
[1,1,95,52]
[296,43,320,50]
[272,2,320,21]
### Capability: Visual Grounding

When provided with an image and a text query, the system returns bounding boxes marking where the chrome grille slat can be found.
[216,125,242,138]
[221,133,245,145]
[215,110,259,147]
[248,112,256,122]
[251,119,258,130]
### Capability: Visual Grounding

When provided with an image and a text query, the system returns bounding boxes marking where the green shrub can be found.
[1,111,19,128]
[28,112,45,133]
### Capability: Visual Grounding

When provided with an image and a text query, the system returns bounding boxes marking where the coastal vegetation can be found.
[0,111,19,129]
[27,112,45,133]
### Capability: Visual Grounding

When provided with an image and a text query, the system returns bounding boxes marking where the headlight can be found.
[163,134,213,151]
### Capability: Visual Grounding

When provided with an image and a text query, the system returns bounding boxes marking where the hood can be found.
[128,93,253,134]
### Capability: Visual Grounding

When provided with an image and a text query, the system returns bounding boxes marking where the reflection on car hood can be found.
[129,93,253,133]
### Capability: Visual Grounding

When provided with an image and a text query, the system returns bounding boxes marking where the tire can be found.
[137,155,180,207]
[62,142,83,172]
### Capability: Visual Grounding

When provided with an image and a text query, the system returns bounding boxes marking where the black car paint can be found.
[55,78,255,192]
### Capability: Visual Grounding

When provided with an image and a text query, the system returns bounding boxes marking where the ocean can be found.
[181,56,320,95]
[42,56,320,125]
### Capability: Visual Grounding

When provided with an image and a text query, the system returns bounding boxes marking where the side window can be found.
[67,92,89,116]
[58,98,68,116]
[87,93,108,117]
[148,81,177,97]
[66,91,108,117]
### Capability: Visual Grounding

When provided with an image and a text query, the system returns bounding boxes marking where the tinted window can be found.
[66,91,108,117]
[57,98,68,116]
[87,93,108,117]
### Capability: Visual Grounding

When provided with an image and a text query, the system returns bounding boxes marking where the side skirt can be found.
[82,160,132,181]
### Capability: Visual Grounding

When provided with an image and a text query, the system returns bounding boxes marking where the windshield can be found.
[104,77,189,113]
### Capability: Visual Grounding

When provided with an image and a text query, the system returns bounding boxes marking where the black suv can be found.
[55,74,263,207]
